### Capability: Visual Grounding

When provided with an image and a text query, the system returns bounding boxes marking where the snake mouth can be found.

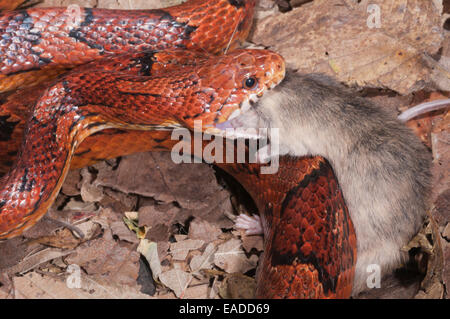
[204,99,265,139]
[204,49,285,138]
[205,81,281,140]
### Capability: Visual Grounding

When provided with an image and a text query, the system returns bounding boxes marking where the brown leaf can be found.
[138,239,162,281]
[80,168,104,203]
[0,237,31,270]
[430,109,450,226]
[145,223,169,242]
[190,242,217,273]
[65,209,140,287]
[443,241,450,297]
[13,271,151,298]
[431,32,450,91]
[431,110,450,164]
[139,203,181,229]
[28,228,82,250]
[251,0,443,94]
[110,219,139,244]
[4,248,75,275]
[241,235,264,254]
[213,239,258,274]
[183,283,211,299]
[188,218,222,243]
[443,223,450,241]
[218,273,256,299]
[96,152,226,209]
[159,268,192,298]
[61,169,81,197]
[98,152,234,229]
[169,239,204,261]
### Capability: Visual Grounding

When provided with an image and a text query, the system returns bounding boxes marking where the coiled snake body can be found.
[0,0,356,298]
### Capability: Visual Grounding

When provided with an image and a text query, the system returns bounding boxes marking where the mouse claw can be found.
[235,214,263,235]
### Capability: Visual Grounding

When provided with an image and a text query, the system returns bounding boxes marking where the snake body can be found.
[0,0,357,298]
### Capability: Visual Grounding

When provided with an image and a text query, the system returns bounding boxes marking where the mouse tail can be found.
[398,98,450,122]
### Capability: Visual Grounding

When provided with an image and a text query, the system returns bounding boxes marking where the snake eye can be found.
[244,77,257,89]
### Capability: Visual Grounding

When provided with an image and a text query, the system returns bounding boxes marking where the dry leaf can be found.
[146,223,170,242]
[183,284,210,299]
[95,152,224,209]
[63,198,97,212]
[4,248,74,276]
[431,32,450,91]
[65,209,140,287]
[29,228,81,249]
[170,239,204,261]
[444,241,450,297]
[218,273,256,299]
[94,153,234,229]
[110,220,139,244]
[190,243,216,273]
[138,239,162,281]
[443,224,450,241]
[139,203,180,229]
[80,168,104,203]
[0,237,32,270]
[402,220,434,253]
[101,188,138,212]
[13,271,150,298]
[431,111,450,163]
[251,0,443,94]
[241,235,264,254]
[188,218,222,243]
[174,234,187,242]
[159,269,192,298]
[415,282,445,299]
[61,169,81,197]
[213,239,258,274]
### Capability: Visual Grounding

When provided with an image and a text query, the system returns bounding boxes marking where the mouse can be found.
[215,70,435,296]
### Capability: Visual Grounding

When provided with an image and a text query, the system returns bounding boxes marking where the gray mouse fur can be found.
[223,70,433,295]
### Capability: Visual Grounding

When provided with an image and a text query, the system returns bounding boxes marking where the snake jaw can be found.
[192,48,284,133]
[206,78,283,139]
[207,68,285,137]
[205,104,265,140]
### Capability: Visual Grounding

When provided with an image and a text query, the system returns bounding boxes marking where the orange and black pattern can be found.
[0,0,256,92]
[0,0,357,298]
[218,155,356,298]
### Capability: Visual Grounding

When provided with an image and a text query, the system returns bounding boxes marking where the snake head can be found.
[191,49,285,132]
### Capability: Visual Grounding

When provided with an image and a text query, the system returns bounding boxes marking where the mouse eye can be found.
[244,77,257,89]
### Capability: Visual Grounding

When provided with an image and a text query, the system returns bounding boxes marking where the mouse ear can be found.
[398,99,450,122]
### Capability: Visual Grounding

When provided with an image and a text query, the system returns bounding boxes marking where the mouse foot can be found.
[235,214,263,235]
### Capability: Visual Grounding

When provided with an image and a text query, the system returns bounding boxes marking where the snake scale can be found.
[0,0,356,298]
